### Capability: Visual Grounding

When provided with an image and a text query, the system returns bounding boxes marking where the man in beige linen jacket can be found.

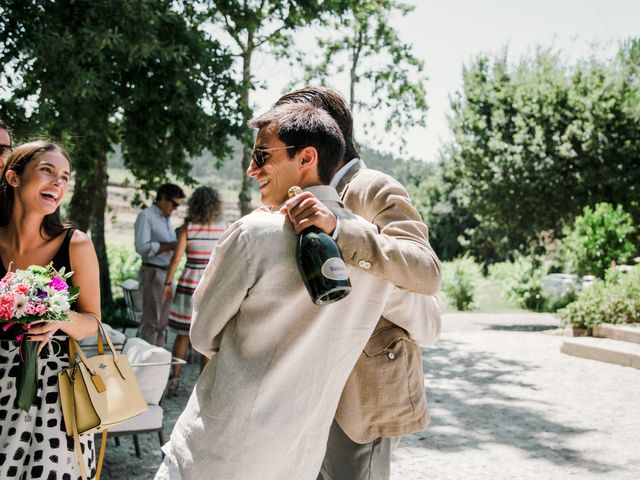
[156,104,435,480]
[276,87,442,480]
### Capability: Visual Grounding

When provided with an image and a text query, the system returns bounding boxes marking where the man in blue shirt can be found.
[134,183,185,346]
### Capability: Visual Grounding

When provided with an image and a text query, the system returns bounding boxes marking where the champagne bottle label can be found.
[321,257,349,281]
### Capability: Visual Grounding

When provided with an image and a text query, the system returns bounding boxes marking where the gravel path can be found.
[101,312,640,479]
[393,313,640,480]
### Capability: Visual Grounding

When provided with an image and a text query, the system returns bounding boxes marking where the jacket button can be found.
[388,352,396,360]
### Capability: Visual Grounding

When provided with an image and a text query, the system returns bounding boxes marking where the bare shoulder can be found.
[69,229,93,246]
[68,229,97,258]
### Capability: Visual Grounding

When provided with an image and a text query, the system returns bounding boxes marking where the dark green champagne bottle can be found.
[288,186,352,305]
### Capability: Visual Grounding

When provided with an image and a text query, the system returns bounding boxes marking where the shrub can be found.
[441,256,482,311]
[558,265,640,329]
[107,244,141,298]
[560,203,636,278]
[488,257,551,312]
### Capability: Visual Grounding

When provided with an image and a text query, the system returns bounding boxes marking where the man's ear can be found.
[299,146,318,168]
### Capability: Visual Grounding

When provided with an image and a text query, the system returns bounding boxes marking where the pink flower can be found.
[25,302,48,316]
[48,276,68,292]
[0,272,12,290]
[13,283,29,295]
[25,301,41,316]
[0,292,15,320]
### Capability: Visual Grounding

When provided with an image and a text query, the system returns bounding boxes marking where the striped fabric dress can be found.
[169,221,227,333]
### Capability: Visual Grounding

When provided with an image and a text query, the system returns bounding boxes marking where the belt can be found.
[142,262,168,270]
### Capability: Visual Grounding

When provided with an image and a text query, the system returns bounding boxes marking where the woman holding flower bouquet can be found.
[0,141,101,479]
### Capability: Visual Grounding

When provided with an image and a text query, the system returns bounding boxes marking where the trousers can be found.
[138,264,171,347]
[317,420,400,480]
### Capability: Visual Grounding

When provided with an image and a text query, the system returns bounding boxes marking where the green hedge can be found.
[441,256,482,311]
[558,265,640,329]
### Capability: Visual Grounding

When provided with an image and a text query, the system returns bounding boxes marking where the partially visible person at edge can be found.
[162,185,227,397]
[0,141,101,479]
[155,103,435,480]
[276,86,442,480]
[134,183,185,347]
[0,117,12,171]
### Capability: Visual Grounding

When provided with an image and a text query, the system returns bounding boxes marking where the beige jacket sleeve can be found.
[383,289,443,347]
[337,170,441,295]
[190,221,257,357]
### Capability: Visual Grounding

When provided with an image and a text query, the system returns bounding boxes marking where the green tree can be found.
[445,42,640,260]
[561,203,636,278]
[0,0,239,304]
[392,157,476,261]
[202,0,349,215]
[295,0,427,150]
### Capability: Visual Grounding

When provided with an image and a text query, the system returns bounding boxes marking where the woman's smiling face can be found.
[9,149,71,216]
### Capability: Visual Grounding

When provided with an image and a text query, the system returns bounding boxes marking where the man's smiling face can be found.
[247,124,302,209]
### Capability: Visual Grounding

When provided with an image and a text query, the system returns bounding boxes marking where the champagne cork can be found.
[287,186,303,199]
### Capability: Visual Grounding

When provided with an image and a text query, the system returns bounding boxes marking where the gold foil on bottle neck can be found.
[287,186,303,199]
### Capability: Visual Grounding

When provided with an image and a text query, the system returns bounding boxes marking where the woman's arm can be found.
[29,230,101,353]
[163,225,188,301]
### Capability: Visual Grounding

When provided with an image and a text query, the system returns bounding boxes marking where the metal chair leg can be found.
[133,434,141,458]
[159,430,165,459]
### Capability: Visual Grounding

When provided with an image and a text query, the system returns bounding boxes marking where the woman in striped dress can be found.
[163,186,226,396]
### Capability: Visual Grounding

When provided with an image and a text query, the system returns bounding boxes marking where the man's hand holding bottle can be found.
[280,191,337,235]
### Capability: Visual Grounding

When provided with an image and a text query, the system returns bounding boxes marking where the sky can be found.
[250,0,640,162]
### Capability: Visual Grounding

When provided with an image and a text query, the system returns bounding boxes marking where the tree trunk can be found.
[88,151,112,306]
[67,161,95,232]
[238,45,254,216]
[349,31,364,111]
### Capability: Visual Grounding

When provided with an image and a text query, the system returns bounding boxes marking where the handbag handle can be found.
[69,321,127,381]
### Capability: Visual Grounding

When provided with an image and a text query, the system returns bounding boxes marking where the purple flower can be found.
[37,290,48,299]
[48,276,68,292]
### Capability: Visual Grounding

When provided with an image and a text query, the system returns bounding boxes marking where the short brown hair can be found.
[250,103,345,184]
[275,86,358,162]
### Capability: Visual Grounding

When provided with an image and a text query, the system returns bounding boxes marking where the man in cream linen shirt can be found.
[276,87,442,480]
[157,104,434,480]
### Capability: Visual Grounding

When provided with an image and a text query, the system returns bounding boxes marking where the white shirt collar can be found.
[329,158,360,189]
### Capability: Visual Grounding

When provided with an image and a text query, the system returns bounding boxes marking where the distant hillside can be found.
[108,139,410,184]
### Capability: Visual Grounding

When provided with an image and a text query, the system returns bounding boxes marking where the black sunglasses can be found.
[252,146,299,168]
[0,144,12,157]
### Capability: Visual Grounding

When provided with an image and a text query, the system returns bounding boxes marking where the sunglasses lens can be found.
[252,150,265,168]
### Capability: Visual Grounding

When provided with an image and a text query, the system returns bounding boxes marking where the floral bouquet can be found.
[0,263,79,411]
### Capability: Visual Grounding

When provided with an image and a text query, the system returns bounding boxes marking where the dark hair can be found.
[250,104,345,184]
[0,141,71,238]
[187,186,223,225]
[0,118,9,135]
[275,86,358,162]
[156,183,185,202]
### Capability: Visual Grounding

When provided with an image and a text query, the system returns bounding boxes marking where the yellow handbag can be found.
[58,322,147,480]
